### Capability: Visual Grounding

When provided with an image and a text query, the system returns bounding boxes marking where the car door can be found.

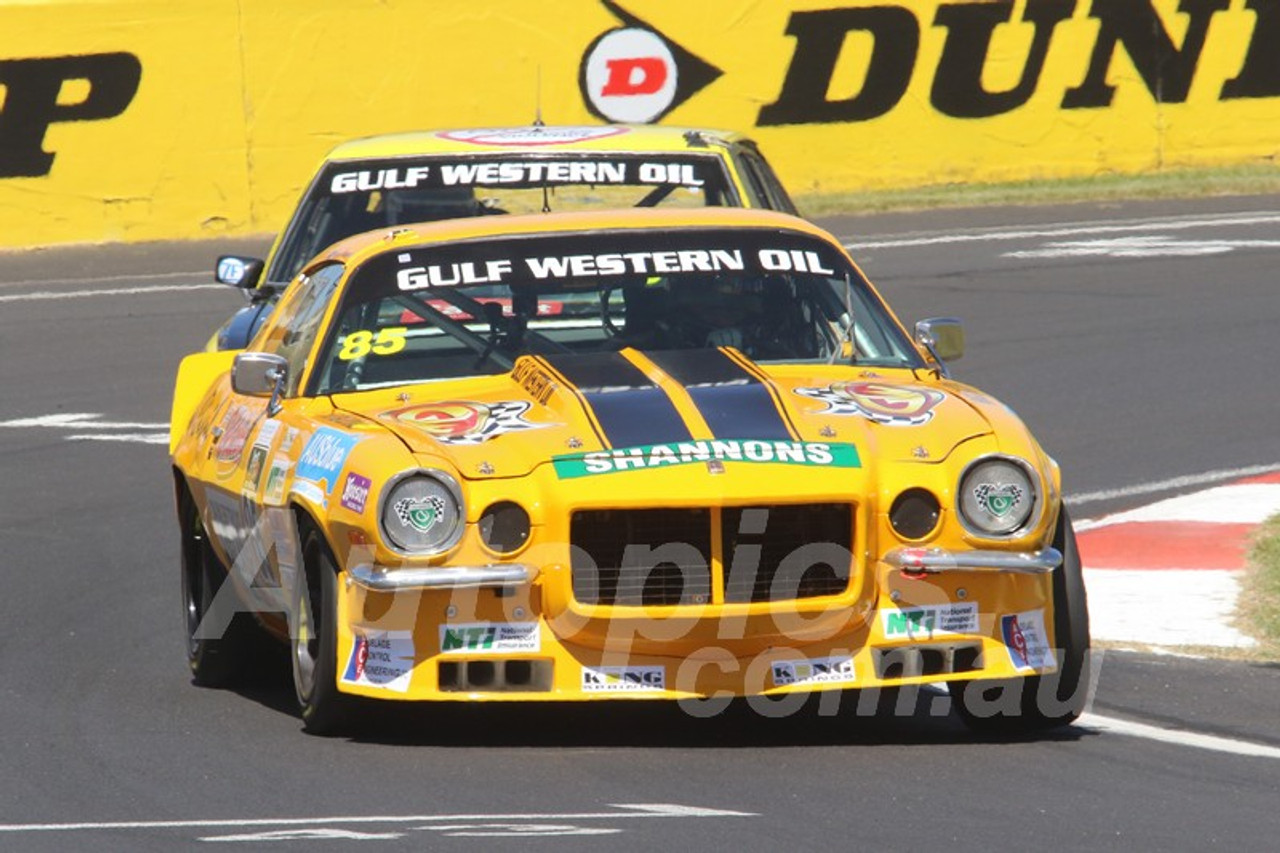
[202,262,346,599]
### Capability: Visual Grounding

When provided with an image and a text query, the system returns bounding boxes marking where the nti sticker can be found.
[439,622,541,655]
[296,428,362,495]
[882,602,979,640]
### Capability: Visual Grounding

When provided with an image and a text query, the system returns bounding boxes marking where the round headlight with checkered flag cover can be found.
[380,471,464,554]
[958,457,1037,536]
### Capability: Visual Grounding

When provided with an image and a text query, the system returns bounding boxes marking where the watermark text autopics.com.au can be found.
[195,506,1095,719]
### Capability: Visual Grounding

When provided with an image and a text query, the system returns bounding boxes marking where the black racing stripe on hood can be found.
[644,349,794,441]
[542,352,692,448]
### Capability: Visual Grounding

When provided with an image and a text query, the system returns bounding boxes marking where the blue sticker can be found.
[296,427,362,495]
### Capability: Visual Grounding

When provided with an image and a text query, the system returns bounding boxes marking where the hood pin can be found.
[566,436,583,449]
[477,461,495,475]
[819,425,837,438]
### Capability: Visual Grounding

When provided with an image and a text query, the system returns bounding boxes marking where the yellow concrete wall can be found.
[0,0,1276,248]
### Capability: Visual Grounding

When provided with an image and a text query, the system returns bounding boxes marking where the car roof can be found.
[324,125,753,161]
[316,207,837,270]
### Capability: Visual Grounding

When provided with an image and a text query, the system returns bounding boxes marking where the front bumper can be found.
[884,546,1061,575]
[332,547,1063,703]
[348,563,536,592]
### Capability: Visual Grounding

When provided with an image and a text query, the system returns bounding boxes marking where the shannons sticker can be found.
[771,656,856,687]
[581,666,665,693]
[881,602,979,640]
[553,440,859,478]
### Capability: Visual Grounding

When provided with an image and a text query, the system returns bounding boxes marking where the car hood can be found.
[330,350,993,480]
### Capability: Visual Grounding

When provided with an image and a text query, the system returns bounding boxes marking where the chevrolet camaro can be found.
[172,207,1089,734]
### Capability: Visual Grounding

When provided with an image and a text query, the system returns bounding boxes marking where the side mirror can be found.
[915,317,965,363]
[231,352,288,398]
[215,255,265,289]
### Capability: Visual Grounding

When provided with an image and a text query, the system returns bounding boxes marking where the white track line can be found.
[65,433,168,444]
[1080,713,1280,760]
[844,211,1280,250]
[0,414,167,430]
[0,804,754,834]
[1066,463,1280,507]
[1083,483,1280,528]
[0,270,207,289]
[0,283,224,303]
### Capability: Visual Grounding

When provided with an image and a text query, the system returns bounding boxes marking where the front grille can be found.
[570,504,853,606]
[571,508,712,606]
[722,504,852,602]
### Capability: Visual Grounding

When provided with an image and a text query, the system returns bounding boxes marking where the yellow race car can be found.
[172,207,1089,734]
[210,124,798,350]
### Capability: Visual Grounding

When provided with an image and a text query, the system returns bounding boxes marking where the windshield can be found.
[268,153,738,284]
[307,228,922,395]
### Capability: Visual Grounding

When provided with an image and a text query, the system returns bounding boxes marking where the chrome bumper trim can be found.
[884,547,1062,575]
[348,563,535,592]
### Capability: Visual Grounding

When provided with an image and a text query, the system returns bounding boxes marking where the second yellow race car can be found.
[172,207,1089,734]
[209,124,798,350]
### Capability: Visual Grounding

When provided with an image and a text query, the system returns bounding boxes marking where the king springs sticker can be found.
[553,439,859,478]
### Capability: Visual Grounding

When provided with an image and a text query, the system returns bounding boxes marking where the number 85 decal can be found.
[338,327,408,361]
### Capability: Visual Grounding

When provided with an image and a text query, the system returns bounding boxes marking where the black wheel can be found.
[179,482,258,686]
[954,507,1091,733]
[292,523,356,734]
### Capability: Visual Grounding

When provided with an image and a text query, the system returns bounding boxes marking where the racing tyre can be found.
[180,483,258,686]
[954,507,1091,733]
[292,523,356,735]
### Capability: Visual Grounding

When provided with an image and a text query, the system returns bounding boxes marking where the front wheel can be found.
[292,523,356,734]
[179,482,258,686]
[954,507,1091,733]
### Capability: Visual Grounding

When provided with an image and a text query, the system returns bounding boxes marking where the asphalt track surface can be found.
[1,197,1278,850]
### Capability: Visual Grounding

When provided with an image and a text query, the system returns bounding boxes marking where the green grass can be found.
[1239,514,1280,659]
[795,161,1280,218]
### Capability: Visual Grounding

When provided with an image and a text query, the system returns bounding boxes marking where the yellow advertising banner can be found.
[0,0,1276,248]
